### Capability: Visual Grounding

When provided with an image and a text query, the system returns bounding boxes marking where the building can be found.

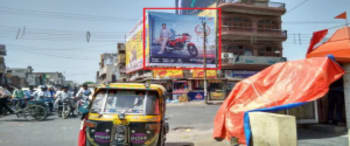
[0,44,7,86]
[116,43,127,81]
[6,66,32,87]
[32,72,65,86]
[125,0,286,102]
[212,0,287,90]
[97,53,117,84]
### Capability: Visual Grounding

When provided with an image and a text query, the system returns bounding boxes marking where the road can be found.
[0,103,347,146]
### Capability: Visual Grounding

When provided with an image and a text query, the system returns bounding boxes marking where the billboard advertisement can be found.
[147,12,216,69]
[153,70,183,79]
[192,70,217,78]
[126,21,144,73]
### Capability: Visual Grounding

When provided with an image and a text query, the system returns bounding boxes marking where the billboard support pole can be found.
[203,19,209,104]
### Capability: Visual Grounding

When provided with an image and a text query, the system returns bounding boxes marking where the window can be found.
[90,90,160,115]
[258,47,281,56]
[224,17,252,31]
[258,19,279,32]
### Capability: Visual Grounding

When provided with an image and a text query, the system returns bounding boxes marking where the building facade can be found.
[97,53,117,84]
[116,43,127,81]
[215,0,287,90]
[0,44,7,86]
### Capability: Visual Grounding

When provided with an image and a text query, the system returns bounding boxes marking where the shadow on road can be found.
[1,117,57,122]
[298,125,347,140]
[166,142,194,146]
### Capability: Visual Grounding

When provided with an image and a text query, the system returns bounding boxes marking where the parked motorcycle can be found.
[165,33,198,57]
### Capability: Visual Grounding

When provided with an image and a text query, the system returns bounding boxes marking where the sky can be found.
[0,0,349,83]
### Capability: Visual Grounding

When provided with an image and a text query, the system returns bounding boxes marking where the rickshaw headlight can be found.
[115,126,127,143]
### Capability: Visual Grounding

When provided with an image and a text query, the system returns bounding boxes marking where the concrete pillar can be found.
[343,64,350,146]
[249,112,297,146]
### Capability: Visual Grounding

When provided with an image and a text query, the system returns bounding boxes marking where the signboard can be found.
[147,12,216,69]
[176,0,217,15]
[192,70,217,78]
[126,21,144,73]
[225,70,258,78]
[188,91,204,101]
[153,70,183,79]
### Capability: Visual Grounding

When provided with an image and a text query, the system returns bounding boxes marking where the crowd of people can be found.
[0,84,93,116]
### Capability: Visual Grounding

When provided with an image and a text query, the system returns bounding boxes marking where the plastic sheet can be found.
[213,57,344,145]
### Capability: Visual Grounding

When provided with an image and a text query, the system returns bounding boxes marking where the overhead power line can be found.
[0,6,139,22]
[286,0,311,14]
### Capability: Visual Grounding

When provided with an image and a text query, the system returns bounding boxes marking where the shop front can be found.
[208,79,227,101]
[173,80,189,102]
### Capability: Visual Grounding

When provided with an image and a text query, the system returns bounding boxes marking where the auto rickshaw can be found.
[81,83,169,146]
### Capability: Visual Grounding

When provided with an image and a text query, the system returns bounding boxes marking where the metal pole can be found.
[343,64,350,146]
[203,20,209,104]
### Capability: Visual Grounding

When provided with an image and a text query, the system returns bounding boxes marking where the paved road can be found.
[0,103,347,146]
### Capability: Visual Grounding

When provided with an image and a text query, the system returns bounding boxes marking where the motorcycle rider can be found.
[24,86,35,99]
[0,86,15,115]
[33,85,54,112]
[12,85,25,108]
[157,23,171,55]
[75,84,93,101]
[55,86,74,115]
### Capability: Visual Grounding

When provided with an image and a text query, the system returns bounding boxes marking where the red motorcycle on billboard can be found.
[166,33,198,57]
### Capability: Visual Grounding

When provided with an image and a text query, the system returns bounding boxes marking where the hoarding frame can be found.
[142,7,222,71]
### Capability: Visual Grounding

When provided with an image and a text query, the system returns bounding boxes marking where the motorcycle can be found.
[57,98,75,119]
[13,98,48,121]
[165,33,198,57]
[75,97,89,116]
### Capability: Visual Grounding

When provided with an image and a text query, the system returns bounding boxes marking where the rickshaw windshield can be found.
[90,89,160,115]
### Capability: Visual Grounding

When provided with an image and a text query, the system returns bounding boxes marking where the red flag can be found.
[306,29,328,55]
[335,12,347,19]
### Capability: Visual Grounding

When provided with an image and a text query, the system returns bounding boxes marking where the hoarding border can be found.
[142,7,222,71]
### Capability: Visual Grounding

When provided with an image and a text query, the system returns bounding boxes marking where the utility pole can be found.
[202,19,209,104]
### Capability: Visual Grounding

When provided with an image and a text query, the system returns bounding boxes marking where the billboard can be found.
[146,12,216,69]
[126,21,144,73]
[153,70,183,79]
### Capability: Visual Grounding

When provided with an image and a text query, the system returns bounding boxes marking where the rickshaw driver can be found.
[133,91,145,112]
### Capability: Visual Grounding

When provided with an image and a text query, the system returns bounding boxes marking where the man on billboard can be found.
[157,23,171,55]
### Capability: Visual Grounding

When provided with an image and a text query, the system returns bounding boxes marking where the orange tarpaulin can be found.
[307,26,350,62]
[213,57,344,145]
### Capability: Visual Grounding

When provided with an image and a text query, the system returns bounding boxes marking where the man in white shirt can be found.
[54,86,73,109]
[75,84,93,101]
[158,23,171,55]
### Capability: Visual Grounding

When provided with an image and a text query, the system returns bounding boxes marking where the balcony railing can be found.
[218,0,285,8]
[222,25,287,38]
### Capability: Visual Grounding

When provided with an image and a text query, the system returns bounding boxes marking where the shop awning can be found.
[213,57,344,145]
[307,26,350,63]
